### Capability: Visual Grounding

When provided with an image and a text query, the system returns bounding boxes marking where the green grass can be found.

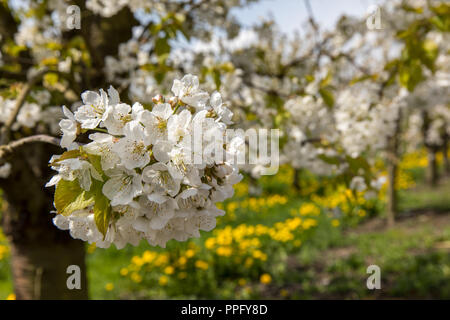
[0,260,12,299]
[399,174,450,212]
[268,215,450,299]
[1,172,449,299]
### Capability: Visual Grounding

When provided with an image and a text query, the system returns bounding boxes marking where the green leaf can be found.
[346,156,371,174]
[401,4,423,14]
[51,149,81,165]
[345,155,373,187]
[399,59,423,91]
[54,179,95,216]
[421,39,438,71]
[430,3,450,16]
[43,72,59,86]
[429,16,447,31]
[265,93,284,110]
[320,71,333,87]
[318,155,341,165]
[349,74,378,85]
[93,192,112,239]
[155,37,171,56]
[319,88,335,108]
[84,152,104,178]
[305,74,315,83]
[213,69,221,89]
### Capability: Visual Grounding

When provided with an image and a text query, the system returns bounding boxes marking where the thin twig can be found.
[301,137,322,146]
[304,0,320,42]
[0,68,49,145]
[0,134,61,160]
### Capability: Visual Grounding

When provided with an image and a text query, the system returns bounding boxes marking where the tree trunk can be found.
[421,110,440,187]
[8,239,87,300]
[386,156,397,228]
[0,144,88,300]
[443,134,450,176]
[386,110,402,228]
[293,168,301,193]
[426,147,439,187]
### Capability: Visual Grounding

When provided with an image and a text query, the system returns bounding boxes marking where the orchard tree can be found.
[0,0,254,300]
[0,0,449,300]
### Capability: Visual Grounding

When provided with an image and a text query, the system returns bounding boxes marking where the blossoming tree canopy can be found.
[47,75,244,249]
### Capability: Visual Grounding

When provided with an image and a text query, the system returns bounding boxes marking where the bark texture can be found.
[0,144,88,300]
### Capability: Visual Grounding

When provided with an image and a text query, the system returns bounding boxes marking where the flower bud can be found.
[152,94,164,104]
[169,96,178,108]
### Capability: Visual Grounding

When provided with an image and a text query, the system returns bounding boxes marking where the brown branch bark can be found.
[0,135,61,160]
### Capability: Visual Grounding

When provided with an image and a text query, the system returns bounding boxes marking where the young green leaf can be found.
[51,149,81,165]
[93,193,112,239]
[54,179,95,216]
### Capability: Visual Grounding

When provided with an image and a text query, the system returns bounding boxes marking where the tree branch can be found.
[301,137,322,146]
[0,135,61,160]
[0,68,49,145]
[304,0,319,33]
[0,69,28,82]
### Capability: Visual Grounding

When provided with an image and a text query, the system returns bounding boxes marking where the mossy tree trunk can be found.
[0,144,88,300]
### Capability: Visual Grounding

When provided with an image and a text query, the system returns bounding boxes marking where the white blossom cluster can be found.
[403,42,450,149]
[335,84,407,158]
[48,74,243,248]
[0,91,54,131]
[282,94,342,175]
[0,98,40,130]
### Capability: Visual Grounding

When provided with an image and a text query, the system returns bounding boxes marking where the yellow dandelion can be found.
[6,293,16,300]
[185,249,195,258]
[331,219,340,227]
[159,275,168,286]
[195,260,209,270]
[164,266,175,275]
[205,238,216,249]
[238,278,247,286]
[260,273,272,284]
[178,256,187,266]
[131,272,142,283]
[105,283,114,291]
[131,255,144,267]
[120,268,129,276]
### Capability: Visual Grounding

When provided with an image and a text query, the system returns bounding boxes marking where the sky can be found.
[232,0,385,33]
[186,0,387,53]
